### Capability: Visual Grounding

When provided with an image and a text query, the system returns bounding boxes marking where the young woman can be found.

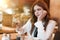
[20,1,57,40]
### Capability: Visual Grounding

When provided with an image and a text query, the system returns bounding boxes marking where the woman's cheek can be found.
[42,10,47,18]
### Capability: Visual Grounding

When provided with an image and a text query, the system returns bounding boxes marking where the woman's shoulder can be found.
[26,18,32,23]
[48,20,57,25]
[49,20,56,22]
[49,18,58,23]
[24,18,32,25]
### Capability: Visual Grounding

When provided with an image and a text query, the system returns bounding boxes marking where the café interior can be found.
[0,0,60,40]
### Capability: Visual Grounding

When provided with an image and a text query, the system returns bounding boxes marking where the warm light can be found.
[0,0,7,8]
[0,0,5,5]
[0,11,2,14]
[0,11,2,22]
[23,6,30,15]
[4,8,13,14]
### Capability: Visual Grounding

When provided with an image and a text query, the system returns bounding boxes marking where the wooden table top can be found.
[0,26,17,40]
[0,26,16,33]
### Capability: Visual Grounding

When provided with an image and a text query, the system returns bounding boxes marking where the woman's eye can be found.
[34,9,41,12]
[37,9,41,11]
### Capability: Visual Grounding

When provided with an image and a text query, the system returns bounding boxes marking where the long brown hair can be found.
[30,1,50,34]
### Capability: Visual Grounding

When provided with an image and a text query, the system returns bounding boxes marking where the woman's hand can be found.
[19,28,24,34]
[37,10,47,21]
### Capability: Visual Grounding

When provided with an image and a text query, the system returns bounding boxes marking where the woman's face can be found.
[34,5,47,20]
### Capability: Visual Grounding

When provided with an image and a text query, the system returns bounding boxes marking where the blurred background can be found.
[0,0,60,40]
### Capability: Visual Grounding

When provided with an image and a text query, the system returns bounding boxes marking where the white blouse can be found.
[22,18,57,40]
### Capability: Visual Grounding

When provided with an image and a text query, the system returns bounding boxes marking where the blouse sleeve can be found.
[45,20,57,39]
[22,18,32,34]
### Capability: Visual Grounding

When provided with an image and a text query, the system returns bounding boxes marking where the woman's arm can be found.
[20,18,32,34]
[45,20,57,39]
